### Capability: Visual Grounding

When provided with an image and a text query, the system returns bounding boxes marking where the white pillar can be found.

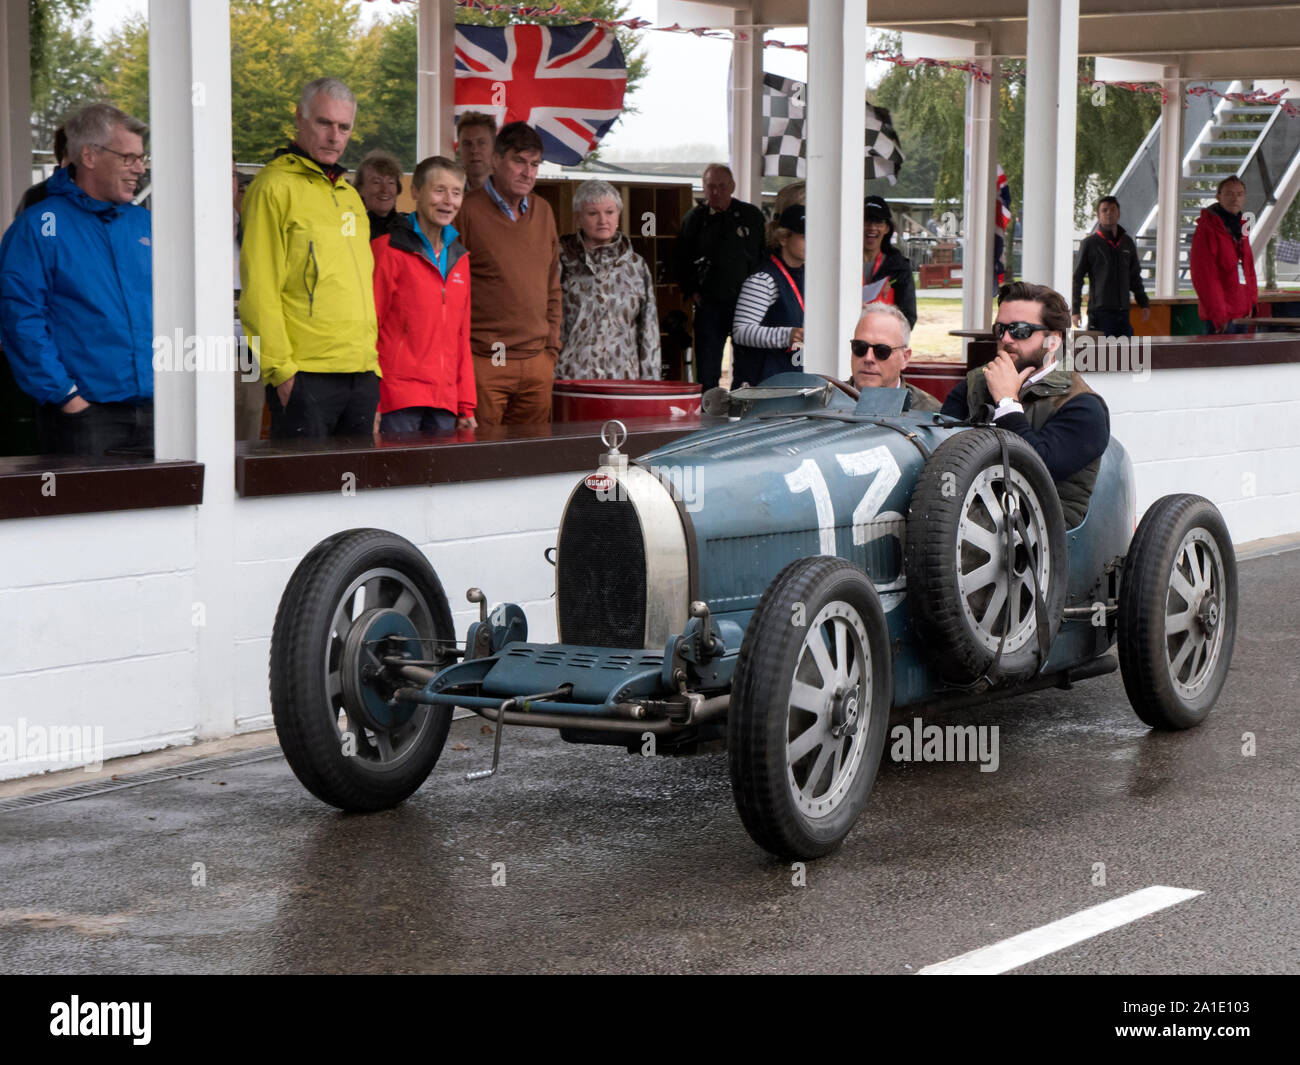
[0,0,31,218]
[417,0,457,159]
[1020,0,1078,296]
[805,0,866,380]
[961,48,1000,332]
[730,8,764,206]
[1155,63,1183,298]
[149,0,237,738]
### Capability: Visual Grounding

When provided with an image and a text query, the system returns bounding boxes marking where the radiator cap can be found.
[600,419,629,471]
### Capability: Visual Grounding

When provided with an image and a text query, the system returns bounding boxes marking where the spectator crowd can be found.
[2,74,1263,461]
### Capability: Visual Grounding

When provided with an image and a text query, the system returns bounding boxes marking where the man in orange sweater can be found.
[454,122,561,426]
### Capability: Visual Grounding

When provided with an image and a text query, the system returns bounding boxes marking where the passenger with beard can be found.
[940,281,1109,528]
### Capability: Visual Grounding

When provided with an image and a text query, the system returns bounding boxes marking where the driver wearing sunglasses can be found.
[847,303,939,411]
[939,281,1110,528]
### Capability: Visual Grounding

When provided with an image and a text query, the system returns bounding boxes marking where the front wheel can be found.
[270,529,456,810]
[728,557,893,859]
[1118,495,1237,729]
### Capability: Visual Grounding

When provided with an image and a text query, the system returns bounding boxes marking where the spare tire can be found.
[904,429,1067,685]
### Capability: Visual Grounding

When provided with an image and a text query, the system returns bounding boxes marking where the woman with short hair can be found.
[556,179,661,380]
[353,149,405,241]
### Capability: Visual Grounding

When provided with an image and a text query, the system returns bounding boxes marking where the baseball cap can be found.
[864,195,892,222]
[778,205,806,234]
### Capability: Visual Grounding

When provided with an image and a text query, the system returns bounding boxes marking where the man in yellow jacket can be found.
[239,77,380,439]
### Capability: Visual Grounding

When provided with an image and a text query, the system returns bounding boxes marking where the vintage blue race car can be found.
[269,373,1237,859]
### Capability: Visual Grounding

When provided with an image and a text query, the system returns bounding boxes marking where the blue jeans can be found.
[379,406,457,434]
[1087,309,1134,337]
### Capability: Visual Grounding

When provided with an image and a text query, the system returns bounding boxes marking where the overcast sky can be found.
[84,0,837,161]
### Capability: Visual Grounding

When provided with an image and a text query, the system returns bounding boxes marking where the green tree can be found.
[872,44,1160,224]
[29,13,107,151]
[350,10,417,170]
[871,54,967,204]
[100,15,150,127]
[227,0,377,165]
[83,0,646,170]
[28,0,92,94]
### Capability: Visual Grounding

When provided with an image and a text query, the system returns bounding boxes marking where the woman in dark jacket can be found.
[862,194,916,328]
[731,200,806,387]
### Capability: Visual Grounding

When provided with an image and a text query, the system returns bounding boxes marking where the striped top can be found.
[732,271,797,349]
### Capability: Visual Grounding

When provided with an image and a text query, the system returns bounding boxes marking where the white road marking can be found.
[918,885,1204,975]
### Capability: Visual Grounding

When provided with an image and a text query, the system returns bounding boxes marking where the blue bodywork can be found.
[422,373,1136,720]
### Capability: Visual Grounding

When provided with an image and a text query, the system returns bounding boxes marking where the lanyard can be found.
[770,255,805,313]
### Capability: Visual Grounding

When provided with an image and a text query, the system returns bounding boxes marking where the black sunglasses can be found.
[849,340,904,360]
[992,321,1052,341]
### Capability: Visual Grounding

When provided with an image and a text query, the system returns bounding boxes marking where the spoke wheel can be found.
[905,429,1067,685]
[730,557,892,860]
[786,602,873,819]
[955,465,1053,656]
[1119,495,1237,729]
[271,529,455,810]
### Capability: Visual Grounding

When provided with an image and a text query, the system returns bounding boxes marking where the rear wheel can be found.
[729,557,892,859]
[270,529,456,810]
[1118,495,1236,729]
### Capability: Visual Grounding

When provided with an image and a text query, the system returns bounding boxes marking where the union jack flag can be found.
[996,165,1012,231]
[454,24,627,166]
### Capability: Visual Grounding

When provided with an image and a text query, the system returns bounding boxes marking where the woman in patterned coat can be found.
[557,180,661,380]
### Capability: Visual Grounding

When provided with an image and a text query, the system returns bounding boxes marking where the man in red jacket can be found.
[1190,176,1258,334]
[371,156,477,434]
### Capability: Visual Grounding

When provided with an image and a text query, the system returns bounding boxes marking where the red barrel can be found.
[552,379,702,423]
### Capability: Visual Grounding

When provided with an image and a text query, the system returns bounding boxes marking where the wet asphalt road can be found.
[0,550,1296,975]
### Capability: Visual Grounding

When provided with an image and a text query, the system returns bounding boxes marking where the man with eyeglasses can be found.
[940,281,1110,528]
[0,102,153,456]
[848,304,939,411]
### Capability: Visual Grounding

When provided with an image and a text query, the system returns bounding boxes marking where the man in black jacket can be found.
[1071,196,1150,337]
[675,164,765,391]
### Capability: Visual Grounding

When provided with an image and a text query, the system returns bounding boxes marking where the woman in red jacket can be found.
[371,156,477,433]
[1189,176,1258,334]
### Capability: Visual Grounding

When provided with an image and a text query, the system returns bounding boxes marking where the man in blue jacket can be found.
[0,102,153,456]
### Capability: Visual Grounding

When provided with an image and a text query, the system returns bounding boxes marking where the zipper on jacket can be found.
[304,240,319,316]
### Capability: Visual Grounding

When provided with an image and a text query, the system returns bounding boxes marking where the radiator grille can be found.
[557,485,646,648]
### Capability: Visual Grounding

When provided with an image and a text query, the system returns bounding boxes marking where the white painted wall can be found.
[1089,363,1300,544]
[230,472,574,733]
[2,368,1298,780]
[0,471,574,780]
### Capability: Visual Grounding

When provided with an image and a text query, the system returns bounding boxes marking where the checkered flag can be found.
[864,103,904,184]
[756,74,905,183]
[1277,238,1300,264]
[761,73,807,178]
